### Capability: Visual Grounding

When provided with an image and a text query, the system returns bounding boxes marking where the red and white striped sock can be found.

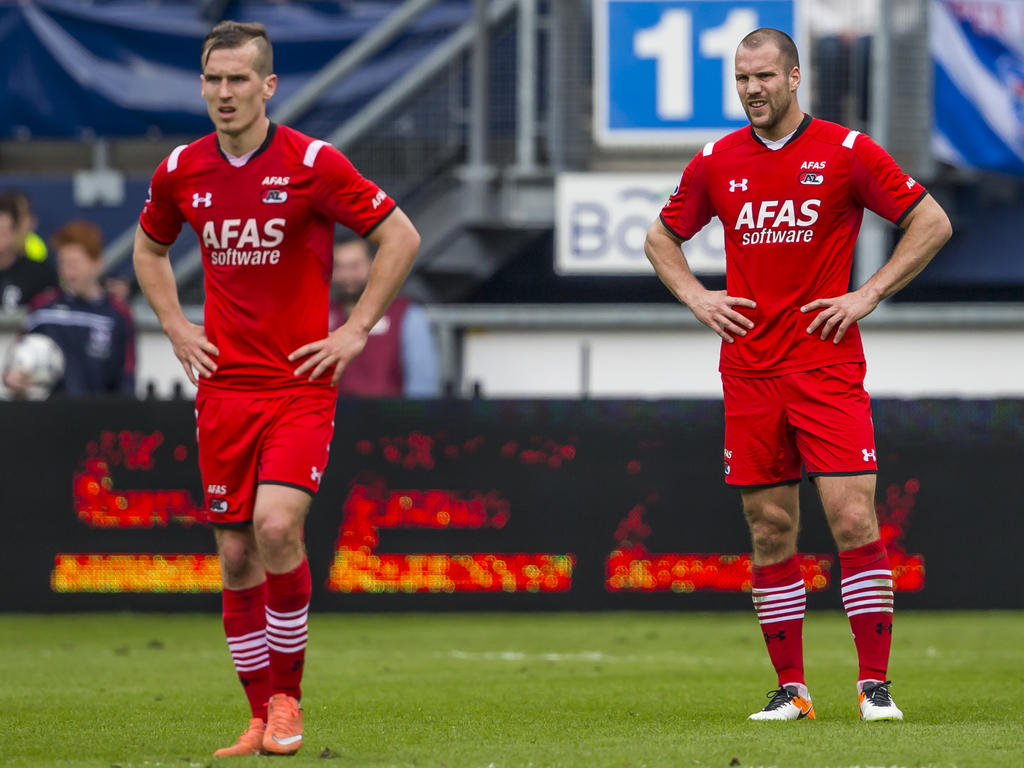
[840,539,894,687]
[265,558,311,701]
[223,582,271,721]
[751,554,807,690]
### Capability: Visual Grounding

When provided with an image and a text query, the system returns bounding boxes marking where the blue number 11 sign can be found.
[594,0,803,146]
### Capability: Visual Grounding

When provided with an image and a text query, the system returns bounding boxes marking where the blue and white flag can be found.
[932,0,1024,175]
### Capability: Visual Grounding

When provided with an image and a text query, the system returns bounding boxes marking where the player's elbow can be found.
[934,207,953,246]
[643,222,661,263]
[406,225,422,257]
[644,220,677,265]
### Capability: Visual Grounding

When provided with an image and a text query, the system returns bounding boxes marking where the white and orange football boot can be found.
[748,685,816,721]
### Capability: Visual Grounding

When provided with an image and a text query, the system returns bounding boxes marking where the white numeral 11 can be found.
[635,7,759,121]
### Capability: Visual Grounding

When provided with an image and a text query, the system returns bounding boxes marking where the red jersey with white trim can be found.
[660,116,926,377]
[140,122,396,395]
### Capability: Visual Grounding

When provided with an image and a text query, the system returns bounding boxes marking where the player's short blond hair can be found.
[202,21,273,77]
[739,27,800,73]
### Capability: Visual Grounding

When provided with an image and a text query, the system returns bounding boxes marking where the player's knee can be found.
[750,524,790,556]
[745,504,794,536]
[218,544,256,585]
[830,504,878,548]
[254,515,301,559]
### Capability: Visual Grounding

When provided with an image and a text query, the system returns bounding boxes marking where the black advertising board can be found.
[1,398,1020,611]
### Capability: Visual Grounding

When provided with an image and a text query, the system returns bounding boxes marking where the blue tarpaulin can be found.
[0,0,469,138]
[931,0,1024,175]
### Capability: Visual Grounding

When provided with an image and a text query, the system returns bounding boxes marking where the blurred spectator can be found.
[0,193,58,310]
[4,220,136,397]
[9,190,49,263]
[103,275,134,302]
[328,235,440,397]
[808,0,876,127]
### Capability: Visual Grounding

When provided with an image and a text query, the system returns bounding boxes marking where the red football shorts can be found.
[721,362,877,487]
[195,390,337,526]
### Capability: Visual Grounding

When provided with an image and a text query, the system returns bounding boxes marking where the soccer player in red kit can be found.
[132,22,420,756]
[645,28,951,722]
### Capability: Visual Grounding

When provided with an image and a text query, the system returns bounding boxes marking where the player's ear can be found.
[263,73,278,100]
[789,65,801,92]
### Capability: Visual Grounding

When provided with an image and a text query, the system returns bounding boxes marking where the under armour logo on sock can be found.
[291,659,304,672]
[764,630,787,643]
[875,621,893,635]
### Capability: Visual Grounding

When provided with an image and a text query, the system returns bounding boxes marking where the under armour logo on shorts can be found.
[862,448,876,462]
[310,466,322,483]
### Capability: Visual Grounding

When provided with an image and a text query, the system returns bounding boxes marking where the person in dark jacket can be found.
[4,219,135,397]
[0,193,57,311]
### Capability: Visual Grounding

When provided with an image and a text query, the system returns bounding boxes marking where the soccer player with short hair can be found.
[133,21,420,756]
[644,28,951,722]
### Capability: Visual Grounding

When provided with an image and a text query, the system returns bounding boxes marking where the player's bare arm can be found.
[290,208,421,384]
[132,225,220,385]
[644,220,755,344]
[801,194,952,343]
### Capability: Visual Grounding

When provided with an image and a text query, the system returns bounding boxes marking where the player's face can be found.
[201,43,277,139]
[57,243,102,297]
[332,242,372,303]
[734,43,801,136]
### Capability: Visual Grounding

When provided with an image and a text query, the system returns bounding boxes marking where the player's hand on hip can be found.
[689,289,756,343]
[289,323,368,385]
[167,321,219,385]
[801,291,878,343]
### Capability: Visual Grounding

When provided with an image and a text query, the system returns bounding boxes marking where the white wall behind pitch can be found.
[462,327,1024,398]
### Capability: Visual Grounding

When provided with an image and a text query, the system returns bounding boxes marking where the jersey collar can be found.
[216,121,278,166]
[750,113,812,149]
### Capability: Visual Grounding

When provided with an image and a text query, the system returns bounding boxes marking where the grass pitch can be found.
[1,611,1021,768]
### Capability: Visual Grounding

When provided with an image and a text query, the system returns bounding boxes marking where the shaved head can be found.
[738,27,800,73]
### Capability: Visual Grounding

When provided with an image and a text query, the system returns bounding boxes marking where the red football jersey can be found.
[660,116,926,377]
[140,123,396,395]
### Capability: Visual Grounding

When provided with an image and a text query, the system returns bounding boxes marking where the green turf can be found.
[1,611,1021,768]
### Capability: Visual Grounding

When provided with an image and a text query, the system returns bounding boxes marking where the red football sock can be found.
[839,539,894,685]
[265,558,311,701]
[223,582,271,721]
[751,554,807,688]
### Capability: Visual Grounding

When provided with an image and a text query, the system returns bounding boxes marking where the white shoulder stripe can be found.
[303,139,328,167]
[842,130,860,149]
[702,140,716,156]
[167,144,188,172]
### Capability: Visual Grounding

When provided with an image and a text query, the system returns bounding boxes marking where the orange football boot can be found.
[263,693,304,755]
[213,717,265,757]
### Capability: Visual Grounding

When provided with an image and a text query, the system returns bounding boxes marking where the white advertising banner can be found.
[555,172,726,275]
